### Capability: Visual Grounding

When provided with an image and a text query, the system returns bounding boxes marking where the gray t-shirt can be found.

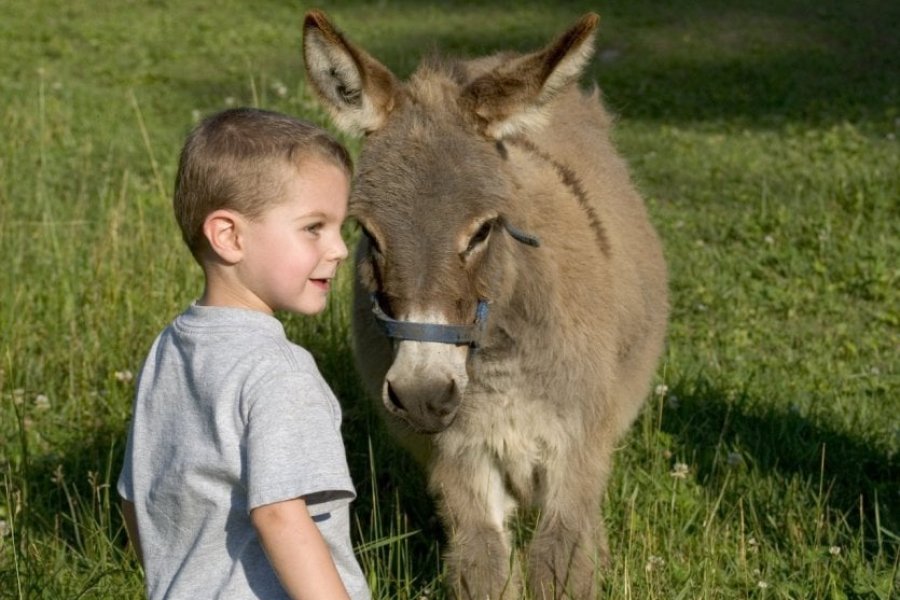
[117,304,370,599]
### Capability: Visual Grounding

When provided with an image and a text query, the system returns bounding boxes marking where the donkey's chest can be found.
[448,375,571,503]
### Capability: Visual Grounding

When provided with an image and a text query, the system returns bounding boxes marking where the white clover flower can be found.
[224,96,236,106]
[757,580,769,589]
[829,546,841,556]
[764,235,775,245]
[654,384,668,398]
[670,462,689,479]
[271,80,288,98]
[115,370,134,383]
[644,555,665,573]
[34,394,50,411]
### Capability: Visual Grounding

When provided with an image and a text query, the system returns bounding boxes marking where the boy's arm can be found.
[251,497,351,600]
[121,499,144,567]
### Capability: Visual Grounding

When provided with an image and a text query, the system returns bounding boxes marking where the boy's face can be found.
[234,159,349,316]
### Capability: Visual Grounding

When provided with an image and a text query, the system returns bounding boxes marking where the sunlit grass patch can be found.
[1,0,897,597]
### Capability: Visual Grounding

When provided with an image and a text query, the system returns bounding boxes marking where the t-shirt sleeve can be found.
[244,366,355,516]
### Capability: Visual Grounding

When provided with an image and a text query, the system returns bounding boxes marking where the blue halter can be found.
[369,220,540,348]
[371,296,491,347]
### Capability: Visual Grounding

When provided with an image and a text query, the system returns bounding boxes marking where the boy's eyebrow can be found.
[293,211,328,221]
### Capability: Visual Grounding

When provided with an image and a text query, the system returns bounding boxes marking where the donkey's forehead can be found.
[350,172,504,234]
[350,112,510,225]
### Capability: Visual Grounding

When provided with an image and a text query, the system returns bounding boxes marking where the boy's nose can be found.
[331,234,349,262]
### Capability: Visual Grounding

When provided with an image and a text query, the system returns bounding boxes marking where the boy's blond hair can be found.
[173,108,352,261]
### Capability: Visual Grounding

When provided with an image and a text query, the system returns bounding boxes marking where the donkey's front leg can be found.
[527,443,612,599]
[430,451,521,599]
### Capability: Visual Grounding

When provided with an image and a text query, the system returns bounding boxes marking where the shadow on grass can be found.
[661,375,899,553]
[98,0,896,184]
[1,422,132,597]
[11,349,894,593]
[241,0,900,130]
[312,322,899,586]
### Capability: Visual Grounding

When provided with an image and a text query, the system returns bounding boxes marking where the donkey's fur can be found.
[303,12,668,598]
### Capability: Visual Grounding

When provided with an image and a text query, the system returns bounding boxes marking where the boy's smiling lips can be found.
[309,275,334,291]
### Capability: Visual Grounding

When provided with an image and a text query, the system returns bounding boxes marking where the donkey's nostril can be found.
[424,379,459,418]
[386,380,405,412]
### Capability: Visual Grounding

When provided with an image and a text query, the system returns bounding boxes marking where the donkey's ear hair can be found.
[302,10,398,135]
[459,13,600,139]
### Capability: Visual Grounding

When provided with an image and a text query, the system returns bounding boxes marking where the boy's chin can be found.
[291,298,328,316]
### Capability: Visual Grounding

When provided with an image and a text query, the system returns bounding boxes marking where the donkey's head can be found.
[303,11,599,433]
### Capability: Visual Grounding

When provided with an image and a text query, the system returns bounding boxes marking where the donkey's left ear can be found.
[303,10,398,135]
[460,13,600,139]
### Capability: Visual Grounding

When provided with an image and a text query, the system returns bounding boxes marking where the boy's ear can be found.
[202,210,244,264]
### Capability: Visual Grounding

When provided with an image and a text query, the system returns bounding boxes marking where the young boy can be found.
[117,107,369,599]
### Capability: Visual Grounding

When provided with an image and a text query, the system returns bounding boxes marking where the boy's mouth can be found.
[310,277,332,291]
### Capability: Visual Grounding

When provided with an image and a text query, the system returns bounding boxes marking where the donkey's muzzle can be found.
[383,373,462,434]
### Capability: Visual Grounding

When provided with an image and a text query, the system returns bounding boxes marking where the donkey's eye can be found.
[465,220,494,255]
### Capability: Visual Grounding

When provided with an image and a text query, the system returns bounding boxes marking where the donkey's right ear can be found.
[303,10,398,135]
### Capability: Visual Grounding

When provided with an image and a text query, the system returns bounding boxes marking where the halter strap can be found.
[369,219,539,348]
[371,296,490,347]
[502,220,541,247]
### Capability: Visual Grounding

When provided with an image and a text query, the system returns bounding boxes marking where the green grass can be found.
[1,0,898,597]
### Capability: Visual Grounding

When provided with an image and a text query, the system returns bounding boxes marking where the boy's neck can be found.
[199,270,273,315]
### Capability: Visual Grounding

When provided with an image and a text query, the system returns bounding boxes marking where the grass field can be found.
[1,0,898,597]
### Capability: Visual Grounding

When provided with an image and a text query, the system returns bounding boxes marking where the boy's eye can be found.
[305,222,324,234]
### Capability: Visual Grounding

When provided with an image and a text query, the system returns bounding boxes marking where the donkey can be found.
[303,10,668,599]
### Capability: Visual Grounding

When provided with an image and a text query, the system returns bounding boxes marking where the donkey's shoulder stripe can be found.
[507,136,610,255]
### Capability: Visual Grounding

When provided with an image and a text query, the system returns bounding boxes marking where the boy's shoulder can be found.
[156,304,319,375]
[247,335,317,377]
